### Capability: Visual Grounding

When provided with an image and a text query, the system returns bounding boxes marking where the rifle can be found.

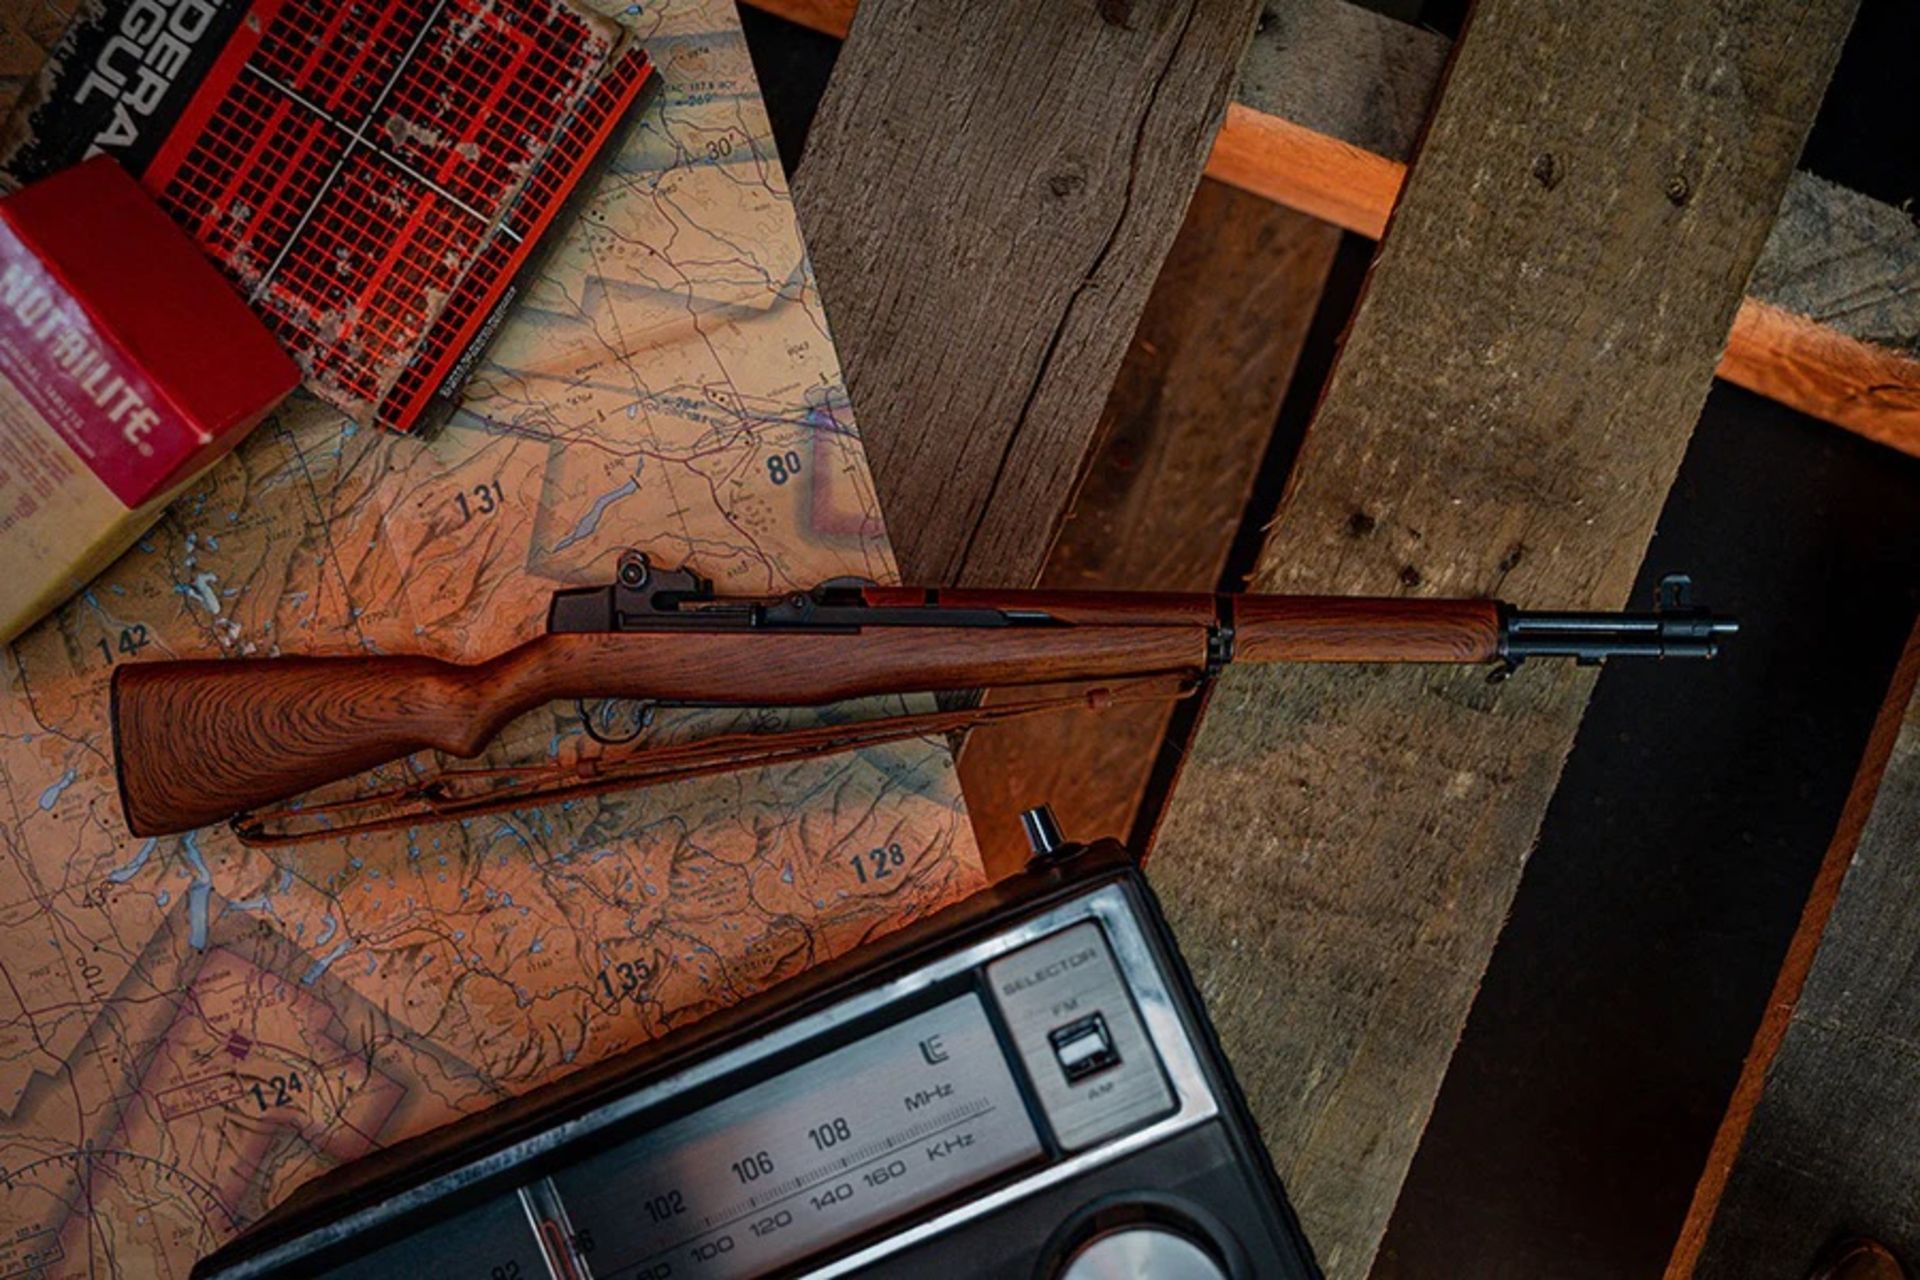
[110,551,1736,843]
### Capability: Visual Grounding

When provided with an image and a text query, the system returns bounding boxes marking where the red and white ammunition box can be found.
[0,155,297,643]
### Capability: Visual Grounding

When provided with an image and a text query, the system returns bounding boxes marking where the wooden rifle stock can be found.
[111,590,1505,837]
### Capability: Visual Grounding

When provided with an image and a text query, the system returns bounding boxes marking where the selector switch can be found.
[987,921,1174,1151]
[1049,1011,1120,1084]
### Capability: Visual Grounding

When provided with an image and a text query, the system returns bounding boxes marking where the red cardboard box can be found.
[0,155,297,642]
[2,0,657,433]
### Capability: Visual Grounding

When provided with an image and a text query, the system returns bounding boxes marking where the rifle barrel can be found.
[1500,608,1739,664]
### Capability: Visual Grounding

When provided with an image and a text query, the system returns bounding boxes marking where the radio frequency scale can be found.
[194,821,1321,1279]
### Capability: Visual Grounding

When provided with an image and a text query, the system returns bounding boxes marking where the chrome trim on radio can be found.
[217,883,1217,1280]
[806,886,1217,1277]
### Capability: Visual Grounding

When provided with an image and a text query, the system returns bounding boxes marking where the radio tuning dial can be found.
[1057,1226,1230,1279]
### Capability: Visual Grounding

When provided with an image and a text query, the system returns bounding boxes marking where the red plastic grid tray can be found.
[143,0,652,431]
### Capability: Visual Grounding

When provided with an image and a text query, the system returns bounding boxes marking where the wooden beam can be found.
[1204,103,1395,239]
[1232,6,1920,460]
[1143,1,1858,1274]
[749,0,1920,459]
[957,179,1340,875]
[1727,173,1920,449]
[1239,23,1920,454]
[1668,620,1920,1277]
[747,0,851,39]
[791,0,1264,587]
[1207,124,1920,455]
[1719,298,1920,455]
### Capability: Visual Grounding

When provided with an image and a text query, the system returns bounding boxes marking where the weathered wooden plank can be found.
[1205,111,1920,456]
[1752,171,1920,358]
[1142,3,1859,1275]
[756,0,1920,462]
[1235,0,1447,161]
[1718,297,1920,456]
[1233,6,1920,458]
[957,178,1340,873]
[1233,4,1920,374]
[1668,621,1920,1278]
[792,0,1264,587]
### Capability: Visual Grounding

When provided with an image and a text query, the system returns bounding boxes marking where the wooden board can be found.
[1142,1,1859,1274]
[1753,171,1920,360]
[1668,620,1920,1277]
[1207,125,1920,457]
[792,0,1264,587]
[1718,296,1920,457]
[749,0,851,38]
[956,178,1340,872]
[1236,0,1446,161]
[1230,3,1920,458]
[756,0,1920,469]
[1205,103,1399,238]
[1724,175,1920,452]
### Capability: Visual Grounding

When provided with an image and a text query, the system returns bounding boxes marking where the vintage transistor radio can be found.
[193,814,1322,1279]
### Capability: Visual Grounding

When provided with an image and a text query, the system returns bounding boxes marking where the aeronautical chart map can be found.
[0,2,986,1273]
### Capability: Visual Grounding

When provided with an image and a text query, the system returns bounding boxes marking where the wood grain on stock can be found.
[863,587,1218,625]
[1233,596,1496,663]
[110,595,1503,836]
[111,625,1210,836]
[867,589,1499,659]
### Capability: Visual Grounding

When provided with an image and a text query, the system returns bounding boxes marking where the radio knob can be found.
[1057,1225,1229,1279]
